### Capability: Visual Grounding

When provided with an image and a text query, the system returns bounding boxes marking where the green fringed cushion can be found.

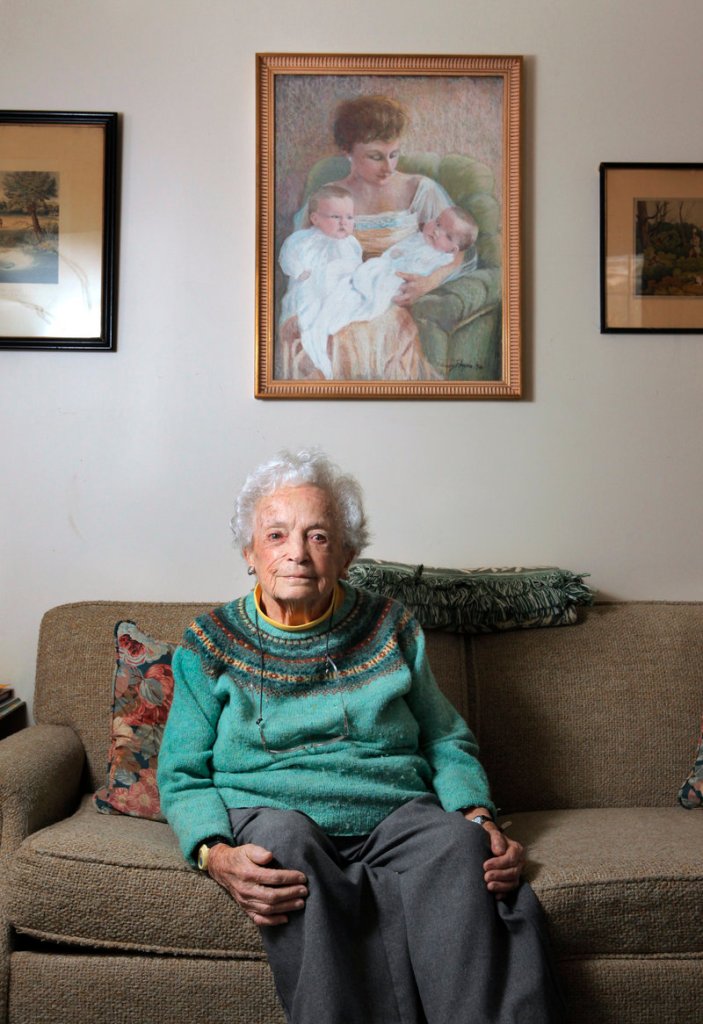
[346,561,594,634]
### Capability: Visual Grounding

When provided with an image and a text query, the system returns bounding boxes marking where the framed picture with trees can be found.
[0,111,118,351]
[600,162,703,333]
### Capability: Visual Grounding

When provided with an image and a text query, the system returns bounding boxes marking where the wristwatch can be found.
[197,837,230,872]
[197,843,213,872]
[469,814,494,827]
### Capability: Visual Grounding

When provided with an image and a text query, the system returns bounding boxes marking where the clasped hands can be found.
[207,814,525,927]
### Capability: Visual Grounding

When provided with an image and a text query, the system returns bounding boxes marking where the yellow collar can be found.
[253,583,344,632]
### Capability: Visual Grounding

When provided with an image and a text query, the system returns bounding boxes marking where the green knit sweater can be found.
[157,582,494,865]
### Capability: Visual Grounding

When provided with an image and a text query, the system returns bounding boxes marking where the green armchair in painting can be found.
[300,152,503,381]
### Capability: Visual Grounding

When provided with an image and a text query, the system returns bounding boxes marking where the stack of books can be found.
[0,685,23,721]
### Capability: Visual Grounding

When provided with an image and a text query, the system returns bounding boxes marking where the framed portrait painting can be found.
[256,54,522,399]
[0,110,118,351]
[600,162,703,333]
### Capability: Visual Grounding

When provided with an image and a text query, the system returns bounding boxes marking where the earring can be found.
[247,565,256,576]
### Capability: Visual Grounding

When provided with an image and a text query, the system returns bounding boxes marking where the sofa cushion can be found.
[7,797,263,958]
[8,801,702,960]
[518,807,703,955]
[94,621,175,822]
[678,715,703,808]
[470,603,703,811]
[8,952,285,1024]
[347,560,593,633]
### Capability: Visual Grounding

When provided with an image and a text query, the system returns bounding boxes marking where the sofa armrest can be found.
[0,724,85,864]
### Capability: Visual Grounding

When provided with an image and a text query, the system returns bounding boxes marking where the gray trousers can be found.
[228,796,564,1024]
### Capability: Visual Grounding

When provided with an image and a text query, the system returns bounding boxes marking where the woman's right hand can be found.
[207,842,308,927]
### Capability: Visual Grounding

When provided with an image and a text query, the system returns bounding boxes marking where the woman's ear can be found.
[340,550,355,579]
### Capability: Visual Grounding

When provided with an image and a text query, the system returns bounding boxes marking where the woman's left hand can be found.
[393,272,433,306]
[480,824,525,899]
[393,249,464,306]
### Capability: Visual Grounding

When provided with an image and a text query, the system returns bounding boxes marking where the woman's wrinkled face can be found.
[244,485,352,624]
[346,138,401,187]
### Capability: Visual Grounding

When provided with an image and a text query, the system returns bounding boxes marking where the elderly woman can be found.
[157,449,563,1024]
[283,95,476,381]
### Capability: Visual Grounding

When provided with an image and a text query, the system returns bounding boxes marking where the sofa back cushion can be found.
[468,602,703,811]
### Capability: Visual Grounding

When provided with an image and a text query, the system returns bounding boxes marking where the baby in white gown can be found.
[278,186,362,379]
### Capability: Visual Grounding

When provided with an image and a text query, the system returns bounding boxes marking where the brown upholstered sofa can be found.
[1,599,701,1023]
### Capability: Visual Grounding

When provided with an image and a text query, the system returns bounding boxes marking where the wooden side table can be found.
[0,700,27,740]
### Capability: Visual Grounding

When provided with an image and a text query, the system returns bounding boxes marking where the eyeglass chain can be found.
[253,602,337,727]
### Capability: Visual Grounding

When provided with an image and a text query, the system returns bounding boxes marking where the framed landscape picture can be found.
[256,53,522,399]
[0,111,118,351]
[600,162,703,333]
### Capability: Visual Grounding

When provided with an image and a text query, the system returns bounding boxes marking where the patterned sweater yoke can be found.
[180,582,419,697]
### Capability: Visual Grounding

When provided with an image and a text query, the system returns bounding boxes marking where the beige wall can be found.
[2,0,702,707]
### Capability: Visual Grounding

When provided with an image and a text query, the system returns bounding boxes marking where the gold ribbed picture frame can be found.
[256,53,522,399]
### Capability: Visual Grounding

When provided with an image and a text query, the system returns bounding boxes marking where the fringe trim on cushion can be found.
[347,561,594,634]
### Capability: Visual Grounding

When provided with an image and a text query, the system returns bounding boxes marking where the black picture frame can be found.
[0,110,118,351]
[600,161,703,334]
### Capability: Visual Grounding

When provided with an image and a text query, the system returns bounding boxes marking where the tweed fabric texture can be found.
[9,955,700,1024]
[517,807,703,954]
[0,723,84,1024]
[424,629,470,722]
[9,798,701,961]
[0,723,84,864]
[558,957,701,1024]
[9,951,285,1024]
[7,796,263,957]
[470,602,703,812]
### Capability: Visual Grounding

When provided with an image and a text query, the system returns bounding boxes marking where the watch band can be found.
[197,836,231,872]
[469,814,494,827]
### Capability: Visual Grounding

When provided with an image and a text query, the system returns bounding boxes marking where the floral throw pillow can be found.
[94,621,176,822]
[678,716,703,809]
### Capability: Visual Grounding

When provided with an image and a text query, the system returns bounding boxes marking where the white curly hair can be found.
[230,448,370,557]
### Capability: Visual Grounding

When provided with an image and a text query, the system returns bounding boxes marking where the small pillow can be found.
[347,560,594,633]
[94,621,175,822]
[678,717,703,809]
